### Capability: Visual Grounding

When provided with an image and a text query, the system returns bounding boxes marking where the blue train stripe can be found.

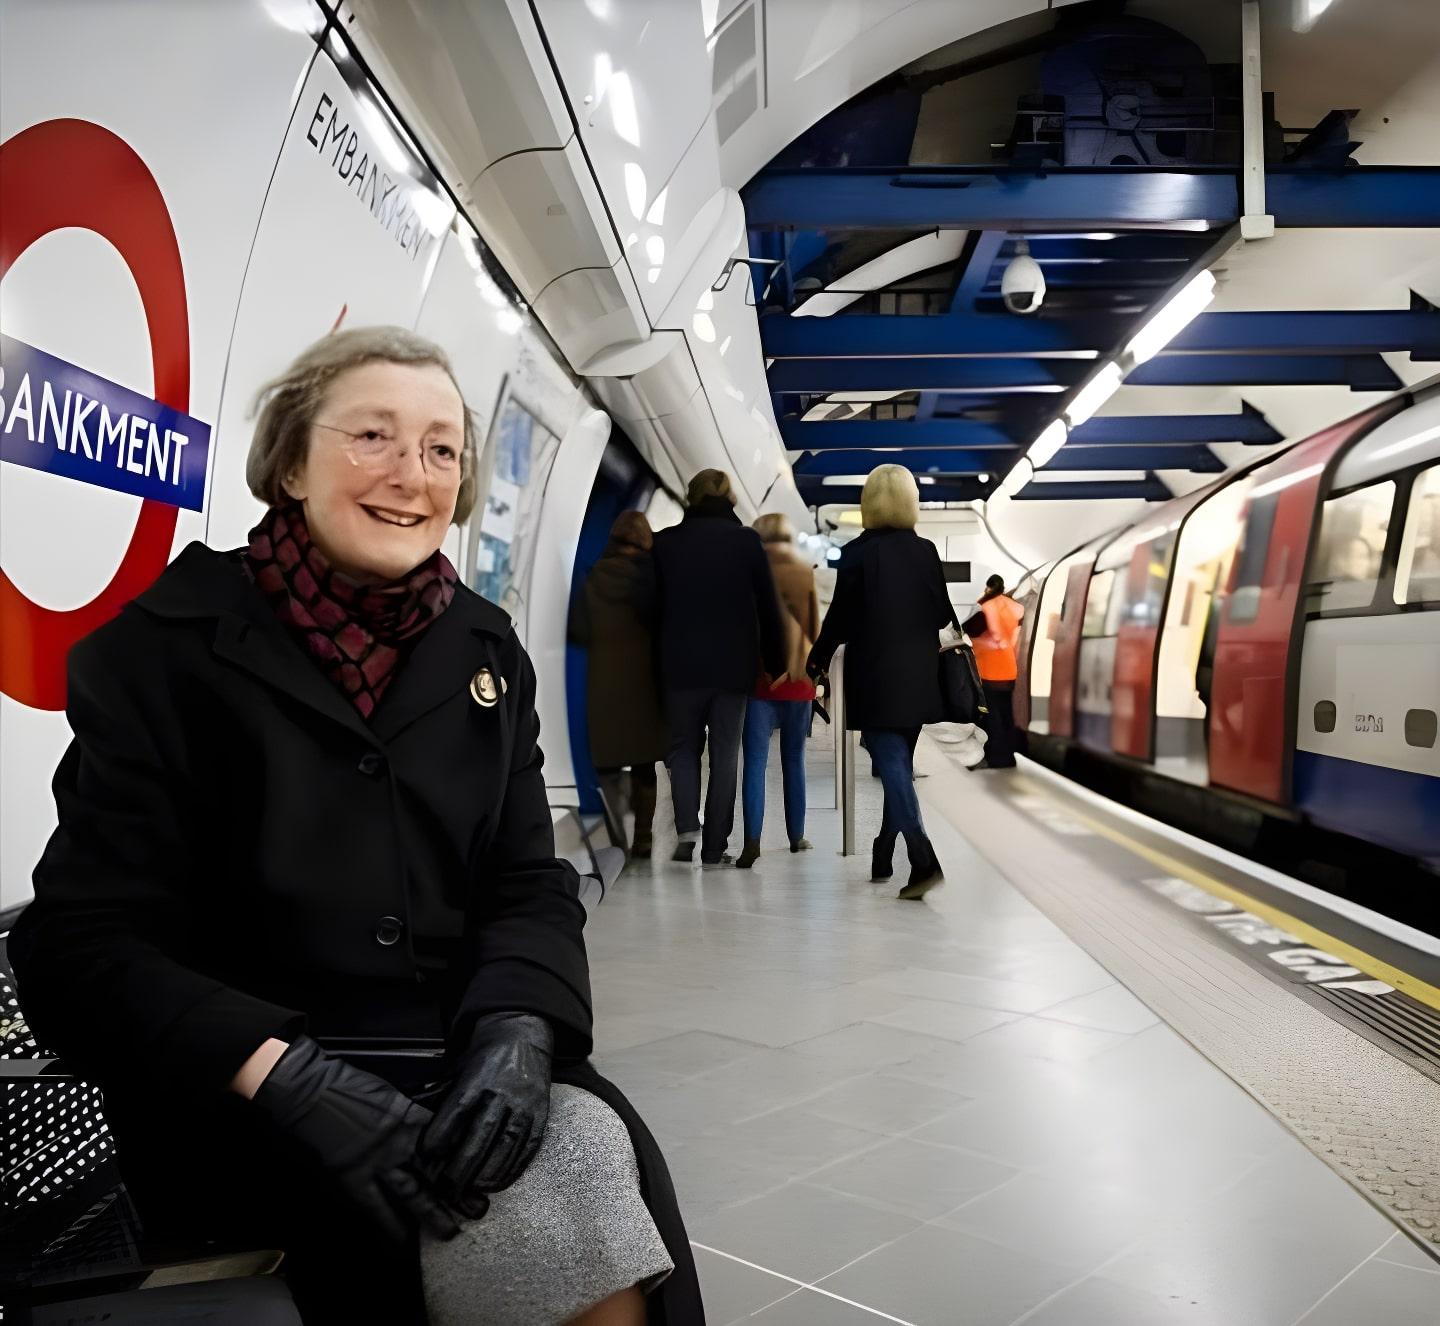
[1293,750,1440,862]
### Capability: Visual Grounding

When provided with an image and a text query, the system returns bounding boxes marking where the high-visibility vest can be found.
[973,594,1023,682]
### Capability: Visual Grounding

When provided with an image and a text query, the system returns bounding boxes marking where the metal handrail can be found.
[830,645,856,856]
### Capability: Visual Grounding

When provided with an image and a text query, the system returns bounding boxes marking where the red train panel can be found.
[1208,400,1401,804]
[1048,557,1096,739]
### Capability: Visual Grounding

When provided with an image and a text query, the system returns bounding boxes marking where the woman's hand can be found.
[250,1035,459,1243]
[420,1011,554,1203]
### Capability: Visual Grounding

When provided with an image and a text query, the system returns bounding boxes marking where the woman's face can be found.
[285,360,465,582]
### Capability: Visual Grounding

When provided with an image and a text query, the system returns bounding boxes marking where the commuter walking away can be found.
[569,511,667,858]
[970,573,1025,770]
[737,513,820,869]
[809,465,957,900]
[10,327,700,1325]
[652,470,787,866]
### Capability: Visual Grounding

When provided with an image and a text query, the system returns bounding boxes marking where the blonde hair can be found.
[686,468,735,507]
[860,464,920,530]
[246,325,478,523]
[753,512,794,544]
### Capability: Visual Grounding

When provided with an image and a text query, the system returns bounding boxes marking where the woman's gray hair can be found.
[753,512,794,544]
[246,325,478,523]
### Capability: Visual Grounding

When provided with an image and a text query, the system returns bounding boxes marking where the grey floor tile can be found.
[816,1224,1075,1325]
[709,1107,890,1180]
[1099,1145,1397,1325]
[750,1286,904,1324]
[690,1047,866,1117]
[598,1029,763,1079]
[1033,982,1160,1033]
[804,1073,973,1134]
[807,1137,1018,1221]
[690,1245,799,1325]
[789,1022,956,1070]
[1019,1275,1227,1324]
[960,1014,1129,1063]
[1373,1232,1440,1274]
[935,1169,1160,1272]
[693,1182,922,1283]
[1295,1258,1440,1324]
[866,998,1020,1043]
[663,1138,788,1223]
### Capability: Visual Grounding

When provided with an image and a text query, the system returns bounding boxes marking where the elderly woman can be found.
[736,513,820,869]
[10,328,700,1325]
[808,466,956,900]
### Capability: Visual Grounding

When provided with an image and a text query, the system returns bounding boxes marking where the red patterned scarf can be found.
[246,503,458,719]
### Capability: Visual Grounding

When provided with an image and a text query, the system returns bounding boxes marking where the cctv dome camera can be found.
[1000,238,1045,315]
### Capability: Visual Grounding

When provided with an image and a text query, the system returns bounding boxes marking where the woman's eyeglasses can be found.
[313,422,464,483]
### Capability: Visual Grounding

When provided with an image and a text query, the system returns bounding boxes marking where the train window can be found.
[1405,709,1437,749]
[1307,480,1396,612]
[1082,570,1115,638]
[1227,491,1279,624]
[1393,465,1440,606]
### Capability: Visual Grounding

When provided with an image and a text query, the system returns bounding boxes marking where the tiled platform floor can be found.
[587,731,1437,1325]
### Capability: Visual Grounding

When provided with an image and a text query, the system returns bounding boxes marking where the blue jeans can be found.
[863,728,923,844]
[741,698,810,844]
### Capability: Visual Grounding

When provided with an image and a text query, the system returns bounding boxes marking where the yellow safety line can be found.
[1029,787,1440,1014]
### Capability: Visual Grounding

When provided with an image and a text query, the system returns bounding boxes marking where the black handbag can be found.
[938,643,988,723]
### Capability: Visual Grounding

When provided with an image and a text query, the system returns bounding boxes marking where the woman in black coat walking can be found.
[569,511,668,857]
[809,466,956,899]
[10,327,701,1325]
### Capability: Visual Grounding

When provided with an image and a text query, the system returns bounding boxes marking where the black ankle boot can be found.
[898,835,943,900]
[736,839,761,869]
[870,836,895,882]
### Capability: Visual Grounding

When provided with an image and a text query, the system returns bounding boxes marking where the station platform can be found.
[587,727,1440,1325]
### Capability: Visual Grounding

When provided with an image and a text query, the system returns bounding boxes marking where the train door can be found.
[1210,401,1402,804]
[1011,563,1051,730]
[1076,531,1140,751]
[1110,515,1186,762]
[1293,391,1440,862]
[1153,474,1256,785]
[1048,551,1101,738]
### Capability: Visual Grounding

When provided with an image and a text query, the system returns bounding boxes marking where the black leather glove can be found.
[252,1035,459,1243]
[419,1011,554,1203]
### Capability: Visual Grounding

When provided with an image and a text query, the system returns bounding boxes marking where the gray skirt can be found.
[420,1084,674,1325]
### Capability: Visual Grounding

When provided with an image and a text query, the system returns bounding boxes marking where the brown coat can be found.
[569,547,668,767]
[761,543,820,687]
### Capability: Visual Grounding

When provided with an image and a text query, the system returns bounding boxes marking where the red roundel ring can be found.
[0,118,190,711]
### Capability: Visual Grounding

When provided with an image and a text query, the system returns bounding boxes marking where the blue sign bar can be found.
[1,334,211,512]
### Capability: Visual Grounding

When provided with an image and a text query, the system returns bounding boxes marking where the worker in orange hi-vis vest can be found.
[969,574,1025,768]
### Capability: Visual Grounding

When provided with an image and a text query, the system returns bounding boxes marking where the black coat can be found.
[809,527,957,730]
[651,499,786,694]
[9,543,702,1323]
[568,547,668,767]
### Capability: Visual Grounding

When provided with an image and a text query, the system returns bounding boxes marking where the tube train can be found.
[1013,374,1440,868]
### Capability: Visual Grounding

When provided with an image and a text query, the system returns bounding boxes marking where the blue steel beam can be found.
[950,230,1007,312]
[1171,310,1440,358]
[1016,475,1172,501]
[761,310,1440,360]
[1041,445,1223,473]
[793,449,1015,476]
[769,358,1083,394]
[779,418,1020,449]
[1068,405,1280,446]
[1267,168,1440,228]
[797,480,980,506]
[743,168,1238,230]
[760,312,1118,358]
[1127,354,1402,390]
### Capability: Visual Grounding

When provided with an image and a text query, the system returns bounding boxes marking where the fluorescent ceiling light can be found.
[994,458,1034,501]
[1125,269,1216,365]
[1028,419,1068,468]
[1064,362,1123,426]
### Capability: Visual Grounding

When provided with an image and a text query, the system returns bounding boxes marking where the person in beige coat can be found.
[737,513,821,868]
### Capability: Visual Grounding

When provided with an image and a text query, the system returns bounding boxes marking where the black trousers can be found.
[981,681,1018,768]
[663,688,746,861]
